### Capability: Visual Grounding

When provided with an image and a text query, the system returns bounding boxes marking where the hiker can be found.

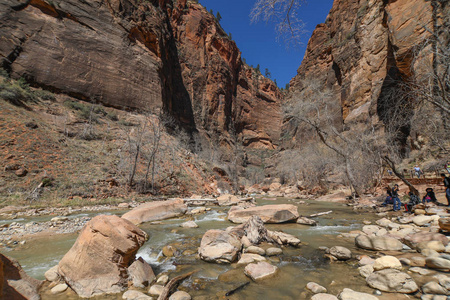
[391,184,402,211]
[422,187,438,203]
[381,186,394,206]
[414,165,422,178]
[442,173,450,206]
[406,191,420,212]
[446,161,450,175]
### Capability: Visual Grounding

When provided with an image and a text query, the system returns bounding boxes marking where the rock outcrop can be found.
[0,253,42,300]
[0,0,282,150]
[198,229,242,264]
[58,215,148,297]
[227,204,299,224]
[284,0,448,148]
[122,199,188,225]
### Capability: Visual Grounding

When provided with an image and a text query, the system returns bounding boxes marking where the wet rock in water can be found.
[358,255,375,266]
[373,256,402,271]
[157,274,169,285]
[306,282,327,294]
[237,253,266,266]
[0,253,42,300]
[198,229,242,263]
[244,261,278,281]
[188,207,206,215]
[122,199,187,225]
[296,217,317,226]
[128,257,155,288]
[358,264,374,278]
[227,204,299,224]
[245,245,265,256]
[163,245,177,257]
[328,246,352,260]
[217,194,240,206]
[311,293,338,300]
[426,256,450,270]
[339,288,379,300]
[366,269,418,293]
[268,230,301,247]
[45,265,59,282]
[402,232,449,250]
[242,215,272,244]
[50,283,68,294]
[362,225,381,235]
[355,235,403,251]
[169,291,192,300]
[58,215,148,298]
[266,247,283,256]
[123,289,152,300]
[149,284,164,296]
[51,216,68,223]
[421,281,448,295]
[181,221,198,228]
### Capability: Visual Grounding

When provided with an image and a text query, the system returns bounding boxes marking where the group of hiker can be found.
[382,172,450,212]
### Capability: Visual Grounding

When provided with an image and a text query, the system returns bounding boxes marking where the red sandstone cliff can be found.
[0,0,281,150]
[286,0,448,145]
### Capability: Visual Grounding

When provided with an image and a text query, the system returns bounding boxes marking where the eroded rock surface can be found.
[58,215,148,297]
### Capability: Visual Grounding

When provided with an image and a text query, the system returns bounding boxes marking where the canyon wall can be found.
[0,0,281,149]
[286,0,448,147]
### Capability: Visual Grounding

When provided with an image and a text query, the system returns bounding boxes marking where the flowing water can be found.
[4,197,381,299]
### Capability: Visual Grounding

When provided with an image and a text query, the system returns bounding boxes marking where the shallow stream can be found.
[5,197,381,299]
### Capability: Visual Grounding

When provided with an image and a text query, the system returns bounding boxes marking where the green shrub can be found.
[34,89,56,101]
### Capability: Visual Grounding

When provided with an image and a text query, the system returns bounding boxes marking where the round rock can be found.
[169,291,192,300]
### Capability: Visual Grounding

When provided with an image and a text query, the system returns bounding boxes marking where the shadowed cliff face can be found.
[286,0,446,148]
[0,0,282,149]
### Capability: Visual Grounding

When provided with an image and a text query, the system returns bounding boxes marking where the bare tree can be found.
[251,0,307,46]
[285,79,385,198]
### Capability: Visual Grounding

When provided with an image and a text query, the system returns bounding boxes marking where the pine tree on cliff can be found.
[216,12,222,22]
[265,68,271,78]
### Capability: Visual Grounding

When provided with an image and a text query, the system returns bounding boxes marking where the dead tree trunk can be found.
[382,156,419,196]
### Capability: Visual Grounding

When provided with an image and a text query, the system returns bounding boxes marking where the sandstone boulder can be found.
[237,253,266,266]
[58,215,148,297]
[439,218,450,232]
[122,290,153,300]
[366,269,418,293]
[426,257,450,270]
[373,256,402,271]
[217,194,240,206]
[328,246,352,260]
[306,282,327,294]
[0,253,42,300]
[169,291,192,300]
[50,283,68,295]
[355,235,403,251]
[311,294,338,300]
[296,217,317,226]
[122,199,187,225]
[412,215,434,226]
[244,246,266,256]
[244,262,278,281]
[339,288,379,300]
[198,229,242,263]
[227,204,299,224]
[421,281,447,295]
[128,257,155,288]
[402,232,449,249]
[44,265,59,282]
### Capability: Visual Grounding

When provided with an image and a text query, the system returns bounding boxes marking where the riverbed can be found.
[4,197,381,299]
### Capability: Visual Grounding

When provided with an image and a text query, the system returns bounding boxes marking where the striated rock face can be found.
[0,0,281,149]
[285,0,448,146]
[0,253,42,300]
[122,198,188,225]
[58,215,148,297]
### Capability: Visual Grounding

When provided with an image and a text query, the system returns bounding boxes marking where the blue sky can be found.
[198,0,334,88]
